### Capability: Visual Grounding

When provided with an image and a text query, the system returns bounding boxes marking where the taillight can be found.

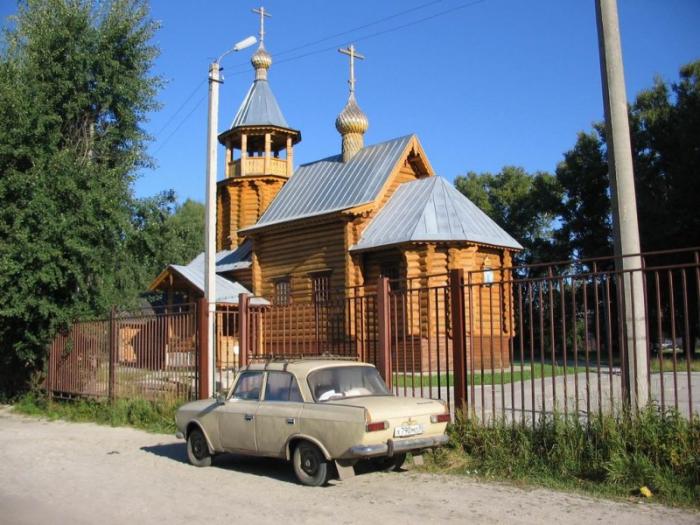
[366,421,389,432]
[431,413,450,424]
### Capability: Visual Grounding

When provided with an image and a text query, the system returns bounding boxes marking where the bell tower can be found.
[216,6,301,250]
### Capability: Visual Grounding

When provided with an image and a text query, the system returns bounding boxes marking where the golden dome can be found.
[335,93,369,135]
[251,44,272,71]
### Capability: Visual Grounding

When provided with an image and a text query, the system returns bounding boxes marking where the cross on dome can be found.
[251,6,271,44]
[339,44,365,96]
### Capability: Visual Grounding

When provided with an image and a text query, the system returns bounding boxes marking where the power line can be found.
[226,0,487,76]
[152,94,207,155]
[153,78,206,137]
[275,0,488,70]
[152,0,488,152]
[273,0,445,59]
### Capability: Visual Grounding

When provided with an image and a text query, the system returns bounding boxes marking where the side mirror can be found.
[215,393,226,405]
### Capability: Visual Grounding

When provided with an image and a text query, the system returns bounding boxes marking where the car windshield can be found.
[307,366,390,402]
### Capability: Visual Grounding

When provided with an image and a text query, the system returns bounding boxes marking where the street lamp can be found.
[204,35,256,398]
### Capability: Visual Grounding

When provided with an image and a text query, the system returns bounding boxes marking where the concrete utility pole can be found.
[204,35,256,398]
[204,60,221,399]
[595,0,649,410]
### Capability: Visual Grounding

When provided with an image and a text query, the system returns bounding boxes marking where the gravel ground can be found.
[1,406,697,525]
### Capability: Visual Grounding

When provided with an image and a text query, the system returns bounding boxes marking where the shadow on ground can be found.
[140,443,298,484]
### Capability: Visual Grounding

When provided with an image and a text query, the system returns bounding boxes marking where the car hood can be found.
[325,395,445,421]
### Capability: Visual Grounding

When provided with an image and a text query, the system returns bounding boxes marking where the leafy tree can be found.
[553,129,613,261]
[553,60,700,260]
[455,167,562,267]
[118,192,204,303]
[0,0,161,395]
[632,61,700,252]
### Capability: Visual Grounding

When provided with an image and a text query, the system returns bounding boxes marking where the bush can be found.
[432,405,700,507]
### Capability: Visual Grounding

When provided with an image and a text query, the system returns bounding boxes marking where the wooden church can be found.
[149,10,522,371]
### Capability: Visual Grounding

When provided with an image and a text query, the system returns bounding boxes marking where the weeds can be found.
[13,393,179,434]
[424,405,700,508]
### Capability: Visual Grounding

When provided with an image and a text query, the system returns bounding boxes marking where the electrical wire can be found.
[153,78,207,137]
[151,0,488,151]
[223,0,487,76]
[152,94,207,155]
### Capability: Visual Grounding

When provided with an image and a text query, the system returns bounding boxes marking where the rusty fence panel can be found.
[47,304,198,403]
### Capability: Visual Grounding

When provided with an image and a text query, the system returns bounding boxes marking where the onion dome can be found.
[335,93,369,136]
[251,43,272,80]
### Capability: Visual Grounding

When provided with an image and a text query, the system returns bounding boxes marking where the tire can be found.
[292,441,330,487]
[186,428,212,467]
[372,453,407,472]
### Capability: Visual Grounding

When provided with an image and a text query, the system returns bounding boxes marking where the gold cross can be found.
[339,44,365,95]
[252,6,271,43]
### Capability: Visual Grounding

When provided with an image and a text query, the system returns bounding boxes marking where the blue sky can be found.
[3,0,699,203]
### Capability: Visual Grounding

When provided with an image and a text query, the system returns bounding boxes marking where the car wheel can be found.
[186,428,212,467]
[372,453,407,472]
[292,441,329,487]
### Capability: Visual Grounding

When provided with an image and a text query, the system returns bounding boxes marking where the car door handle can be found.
[286,417,295,425]
[244,414,254,421]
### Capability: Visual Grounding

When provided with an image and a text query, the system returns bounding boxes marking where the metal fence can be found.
[225,248,698,421]
[46,304,198,402]
[45,248,699,420]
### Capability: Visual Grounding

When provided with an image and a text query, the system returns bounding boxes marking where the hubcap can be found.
[192,436,205,459]
[301,450,318,475]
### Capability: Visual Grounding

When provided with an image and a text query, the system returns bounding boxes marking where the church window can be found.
[310,271,331,304]
[274,277,290,306]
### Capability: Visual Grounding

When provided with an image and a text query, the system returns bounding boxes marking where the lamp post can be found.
[204,35,256,398]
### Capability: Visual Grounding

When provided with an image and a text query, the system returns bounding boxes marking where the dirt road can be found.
[1,407,696,525]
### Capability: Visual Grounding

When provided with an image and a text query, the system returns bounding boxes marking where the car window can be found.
[308,366,390,402]
[232,371,263,401]
[265,371,303,402]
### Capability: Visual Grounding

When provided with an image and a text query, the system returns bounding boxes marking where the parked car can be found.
[175,357,449,486]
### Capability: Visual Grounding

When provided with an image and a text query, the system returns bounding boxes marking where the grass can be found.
[394,357,700,388]
[649,358,700,373]
[394,362,568,388]
[419,405,700,508]
[13,393,180,434]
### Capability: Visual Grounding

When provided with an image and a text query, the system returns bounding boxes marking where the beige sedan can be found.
[175,358,449,486]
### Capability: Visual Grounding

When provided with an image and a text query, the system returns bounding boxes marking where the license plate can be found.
[394,423,424,438]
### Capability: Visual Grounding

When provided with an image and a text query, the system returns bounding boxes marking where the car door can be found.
[218,370,263,452]
[255,371,304,457]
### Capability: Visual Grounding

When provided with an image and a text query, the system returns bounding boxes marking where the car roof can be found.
[244,359,374,378]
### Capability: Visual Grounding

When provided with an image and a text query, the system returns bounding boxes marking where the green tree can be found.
[553,128,613,261]
[552,60,700,260]
[0,0,160,395]
[454,166,562,267]
[118,192,204,302]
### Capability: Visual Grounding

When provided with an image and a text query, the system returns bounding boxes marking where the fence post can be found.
[197,297,210,399]
[47,339,54,400]
[108,306,117,401]
[377,276,393,390]
[450,269,467,414]
[238,293,249,368]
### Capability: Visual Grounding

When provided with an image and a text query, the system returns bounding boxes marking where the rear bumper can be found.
[349,434,448,458]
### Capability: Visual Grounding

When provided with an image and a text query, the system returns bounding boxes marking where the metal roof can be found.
[243,135,415,231]
[230,79,289,129]
[350,177,523,252]
[169,264,267,305]
[187,240,253,274]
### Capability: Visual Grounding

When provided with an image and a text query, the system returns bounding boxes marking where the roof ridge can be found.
[407,177,438,240]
